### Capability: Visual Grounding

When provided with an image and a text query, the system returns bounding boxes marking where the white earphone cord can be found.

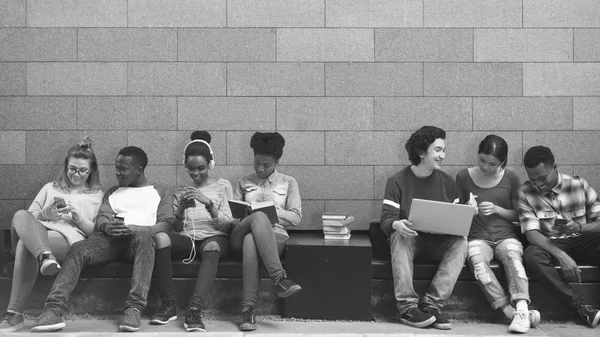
[182,209,196,264]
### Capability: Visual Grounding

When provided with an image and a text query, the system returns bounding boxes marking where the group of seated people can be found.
[0,126,598,334]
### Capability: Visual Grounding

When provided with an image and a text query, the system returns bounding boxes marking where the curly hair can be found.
[184,130,213,163]
[250,132,285,160]
[405,126,446,166]
[118,146,148,169]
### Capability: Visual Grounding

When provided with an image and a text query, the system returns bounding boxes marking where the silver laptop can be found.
[407,198,474,236]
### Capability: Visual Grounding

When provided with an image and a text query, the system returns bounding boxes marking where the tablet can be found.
[408,198,474,236]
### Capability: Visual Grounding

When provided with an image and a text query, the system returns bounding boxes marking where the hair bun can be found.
[79,136,93,149]
[191,130,211,143]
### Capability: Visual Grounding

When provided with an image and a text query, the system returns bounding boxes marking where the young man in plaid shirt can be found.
[519,146,600,327]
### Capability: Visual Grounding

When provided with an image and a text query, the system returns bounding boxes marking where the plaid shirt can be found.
[518,173,600,239]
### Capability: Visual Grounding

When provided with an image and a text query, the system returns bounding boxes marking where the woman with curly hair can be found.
[0,138,103,332]
[380,126,468,330]
[230,132,302,331]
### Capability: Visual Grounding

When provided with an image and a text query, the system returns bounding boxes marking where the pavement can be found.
[7,317,599,337]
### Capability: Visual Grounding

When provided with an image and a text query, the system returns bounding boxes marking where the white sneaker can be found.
[40,253,61,276]
[509,309,530,333]
[529,309,541,327]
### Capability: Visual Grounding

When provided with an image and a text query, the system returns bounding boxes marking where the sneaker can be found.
[529,309,541,327]
[274,277,302,298]
[399,306,436,328]
[509,309,530,333]
[119,307,141,332]
[150,300,177,325]
[0,312,24,332]
[239,309,257,331]
[30,308,65,332]
[577,303,600,327]
[420,306,451,330]
[39,252,61,276]
[184,306,205,332]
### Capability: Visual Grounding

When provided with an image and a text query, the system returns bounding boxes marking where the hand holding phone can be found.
[54,197,69,214]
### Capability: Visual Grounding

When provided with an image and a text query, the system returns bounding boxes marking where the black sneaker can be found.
[399,306,436,328]
[184,306,205,332]
[119,307,141,332]
[0,311,24,332]
[577,303,600,327]
[239,309,257,331]
[419,305,451,330]
[30,308,65,332]
[39,252,61,276]
[150,299,177,325]
[274,277,302,298]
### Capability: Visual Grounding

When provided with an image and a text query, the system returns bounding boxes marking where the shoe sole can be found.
[400,316,436,329]
[508,325,530,334]
[239,324,257,331]
[30,322,65,332]
[149,315,177,325]
[0,322,24,332]
[277,284,302,298]
[184,323,206,332]
[529,310,541,327]
[119,324,140,332]
[590,311,600,327]
[40,261,61,276]
[432,322,452,330]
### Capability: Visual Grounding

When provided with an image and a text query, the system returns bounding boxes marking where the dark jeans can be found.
[154,232,229,309]
[44,230,156,313]
[523,232,600,308]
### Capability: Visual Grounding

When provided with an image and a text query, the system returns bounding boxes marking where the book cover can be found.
[324,233,352,240]
[321,212,349,220]
[323,226,351,234]
[229,199,251,219]
[228,199,280,225]
[322,216,355,227]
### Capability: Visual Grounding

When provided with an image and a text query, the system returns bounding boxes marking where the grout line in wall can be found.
[323,0,326,27]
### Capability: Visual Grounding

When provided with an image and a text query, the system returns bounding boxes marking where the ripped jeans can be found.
[467,238,529,310]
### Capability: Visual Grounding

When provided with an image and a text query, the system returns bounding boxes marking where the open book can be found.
[229,199,279,224]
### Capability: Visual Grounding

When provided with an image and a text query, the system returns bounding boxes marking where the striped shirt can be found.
[174,178,234,241]
[518,172,600,239]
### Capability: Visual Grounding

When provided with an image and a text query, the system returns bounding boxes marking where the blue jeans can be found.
[390,232,468,313]
[44,231,156,313]
[467,238,529,310]
[230,212,288,311]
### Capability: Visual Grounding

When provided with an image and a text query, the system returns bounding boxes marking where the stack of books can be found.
[322,213,355,240]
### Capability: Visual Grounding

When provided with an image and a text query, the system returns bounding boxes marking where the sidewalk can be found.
[9,318,598,337]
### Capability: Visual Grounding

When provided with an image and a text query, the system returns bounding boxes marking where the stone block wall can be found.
[1,0,599,230]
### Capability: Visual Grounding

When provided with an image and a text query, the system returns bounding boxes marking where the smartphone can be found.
[54,197,67,209]
[114,215,125,224]
[554,218,569,225]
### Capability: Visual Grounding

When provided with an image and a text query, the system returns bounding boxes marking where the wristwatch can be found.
[205,200,214,211]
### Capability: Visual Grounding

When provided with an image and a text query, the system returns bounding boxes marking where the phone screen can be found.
[54,197,66,208]
[554,218,569,225]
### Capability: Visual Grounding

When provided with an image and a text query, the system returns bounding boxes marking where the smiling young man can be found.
[380,126,468,330]
[519,145,600,327]
[31,146,173,333]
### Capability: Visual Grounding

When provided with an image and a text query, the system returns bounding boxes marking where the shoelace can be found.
[125,308,140,319]
[514,311,527,321]
[0,313,11,323]
[579,305,594,316]
[186,308,201,322]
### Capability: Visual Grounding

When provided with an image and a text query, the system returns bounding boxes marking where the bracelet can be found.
[98,223,107,234]
[576,221,583,235]
[175,213,185,221]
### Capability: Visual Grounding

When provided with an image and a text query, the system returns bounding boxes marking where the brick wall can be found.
[1,0,599,230]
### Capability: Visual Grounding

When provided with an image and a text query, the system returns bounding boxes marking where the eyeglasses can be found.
[67,166,90,175]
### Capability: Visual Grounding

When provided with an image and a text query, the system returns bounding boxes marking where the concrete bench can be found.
[368,220,600,321]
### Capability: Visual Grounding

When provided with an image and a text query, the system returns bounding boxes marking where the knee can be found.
[523,245,547,266]
[154,232,171,250]
[248,212,270,227]
[11,210,32,230]
[131,229,154,246]
[203,241,222,254]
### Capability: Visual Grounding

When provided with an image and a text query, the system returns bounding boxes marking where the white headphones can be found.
[183,140,215,170]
